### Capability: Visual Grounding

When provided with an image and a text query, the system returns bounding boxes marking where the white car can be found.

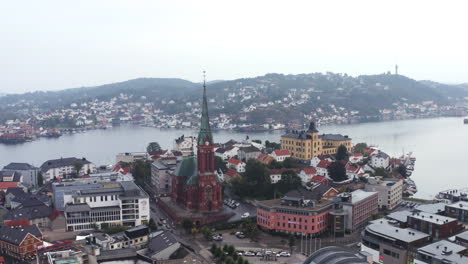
[241,212,250,218]
[244,251,255,256]
[277,252,291,257]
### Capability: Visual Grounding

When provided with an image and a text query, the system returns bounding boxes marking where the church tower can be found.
[196,72,223,212]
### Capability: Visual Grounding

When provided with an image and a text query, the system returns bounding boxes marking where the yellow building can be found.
[280,122,352,160]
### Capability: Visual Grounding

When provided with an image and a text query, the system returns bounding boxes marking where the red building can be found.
[407,211,463,240]
[170,80,223,212]
[256,190,334,236]
[0,225,43,260]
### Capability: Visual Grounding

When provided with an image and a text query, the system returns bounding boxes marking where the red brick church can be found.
[170,78,223,212]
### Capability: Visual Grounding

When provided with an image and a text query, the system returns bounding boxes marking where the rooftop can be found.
[418,240,468,263]
[319,134,352,141]
[257,198,334,213]
[3,162,37,170]
[0,225,42,245]
[415,203,447,214]
[446,201,468,210]
[303,246,368,264]
[409,211,457,225]
[148,231,179,254]
[386,210,412,223]
[366,221,429,243]
[40,157,91,172]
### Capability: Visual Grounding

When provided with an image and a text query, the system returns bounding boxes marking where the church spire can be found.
[198,71,213,145]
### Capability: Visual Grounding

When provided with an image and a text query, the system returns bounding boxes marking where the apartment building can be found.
[64,181,150,231]
[365,177,403,210]
[339,189,379,232]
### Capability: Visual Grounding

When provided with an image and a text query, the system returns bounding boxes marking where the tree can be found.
[210,243,217,254]
[373,167,389,177]
[225,257,235,264]
[328,161,347,182]
[335,145,349,161]
[132,160,150,185]
[353,142,368,154]
[182,218,194,233]
[37,172,44,187]
[201,226,213,240]
[147,142,162,153]
[215,156,227,172]
[276,170,302,194]
[226,245,235,255]
[148,219,157,231]
[73,161,84,176]
[251,139,262,144]
[232,160,273,199]
[288,235,296,253]
[397,164,407,177]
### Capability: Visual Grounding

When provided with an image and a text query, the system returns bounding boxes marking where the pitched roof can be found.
[317,160,332,169]
[3,163,36,171]
[273,149,291,156]
[0,225,42,245]
[284,185,333,201]
[319,134,351,141]
[125,225,149,239]
[239,146,260,153]
[311,175,330,185]
[225,169,239,178]
[40,157,91,172]
[0,182,19,190]
[227,158,242,165]
[4,204,53,221]
[148,231,179,254]
[0,171,22,182]
[301,168,317,175]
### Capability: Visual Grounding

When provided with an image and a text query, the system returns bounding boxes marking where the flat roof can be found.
[387,210,412,223]
[409,211,457,225]
[415,203,447,214]
[455,230,468,241]
[366,222,429,243]
[257,199,334,213]
[446,201,468,210]
[418,240,468,263]
[351,189,377,204]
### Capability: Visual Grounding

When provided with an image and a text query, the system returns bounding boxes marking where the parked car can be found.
[236,252,243,256]
[244,251,255,256]
[236,232,246,239]
[277,251,291,257]
[256,252,263,257]
[212,235,223,241]
[241,212,250,218]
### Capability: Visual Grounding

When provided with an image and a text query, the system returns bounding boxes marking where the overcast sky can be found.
[2,0,468,93]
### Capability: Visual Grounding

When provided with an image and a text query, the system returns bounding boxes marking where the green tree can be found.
[146,142,162,153]
[214,247,223,259]
[201,226,213,240]
[232,160,272,199]
[132,160,150,185]
[397,164,407,177]
[210,243,217,254]
[182,218,194,233]
[328,161,347,182]
[276,170,302,194]
[335,145,349,161]
[73,161,84,176]
[353,142,368,154]
[225,257,235,264]
[37,172,44,187]
[148,219,157,231]
[227,245,235,255]
[373,167,389,177]
[215,156,227,172]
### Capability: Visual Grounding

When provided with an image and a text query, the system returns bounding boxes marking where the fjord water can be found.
[0,117,466,199]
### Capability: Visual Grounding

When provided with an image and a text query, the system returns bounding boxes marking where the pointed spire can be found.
[198,71,213,145]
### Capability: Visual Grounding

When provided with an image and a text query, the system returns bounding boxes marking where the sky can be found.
[2,0,468,93]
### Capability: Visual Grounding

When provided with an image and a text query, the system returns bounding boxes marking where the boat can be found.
[464,117,468,124]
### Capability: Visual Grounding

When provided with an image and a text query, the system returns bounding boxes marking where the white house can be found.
[310,156,322,167]
[227,158,246,173]
[271,149,291,162]
[215,146,239,160]
[298,168,317,184]
[40,157,97,181]
[349,153,364,163]
[316,160,331,178]
[174,135,197,156]
[370,152,390,169]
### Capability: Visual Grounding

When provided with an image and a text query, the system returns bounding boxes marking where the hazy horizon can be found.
[3,0,468,93]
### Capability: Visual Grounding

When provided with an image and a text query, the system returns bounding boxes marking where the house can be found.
[174,135,197,156]
[310,156,322,167]
[0,182,20,192]
[349,153,364,164]
[0,225,43,260]
[269,168,300,184]
[4,203,53,228]
[227,158,246,173]
[0,171,23,184]
[115,152,148,164]
[146,231,180,260]
[92,225,150,250]
[2,163,39,188]
[224,169,240,182]
[316,160,332,177]
[311,175,330,186]
[298,168,317,184]
[214,146,239,160]
[257,153,274,165]
[369,151,390,169]
[271,149,291,162]
[237,146,261,161]
[40,157,97,181]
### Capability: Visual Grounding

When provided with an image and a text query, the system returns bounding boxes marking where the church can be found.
[170,79,223,212]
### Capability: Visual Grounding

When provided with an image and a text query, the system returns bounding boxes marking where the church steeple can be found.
[198,71,213,145]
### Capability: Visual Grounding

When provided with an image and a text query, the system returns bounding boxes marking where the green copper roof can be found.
[198,81,213,146]
[174,156,197,179]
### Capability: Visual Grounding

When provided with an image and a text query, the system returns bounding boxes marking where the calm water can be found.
[0,117,466,199]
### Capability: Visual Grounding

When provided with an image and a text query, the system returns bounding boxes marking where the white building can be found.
[271,149,291,162]
[370,152,390,169]
[40,157,97,181]
[115,152,148,164]
[227,158,245,173]
[364,177,403,210]
[174,135,197,157]
[64,181,150,231]
[215,146,239,160]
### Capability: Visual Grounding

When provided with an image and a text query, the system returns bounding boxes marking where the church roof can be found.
[197,77,213,146]
[174,157,197,180]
